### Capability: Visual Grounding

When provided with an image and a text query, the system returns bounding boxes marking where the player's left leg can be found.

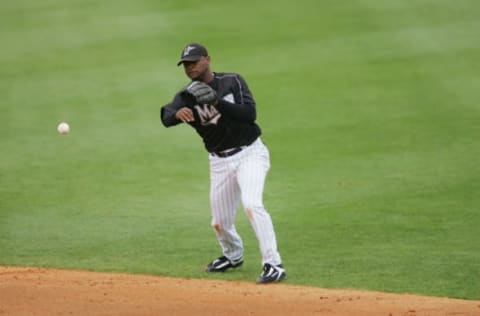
[236,139,283,267]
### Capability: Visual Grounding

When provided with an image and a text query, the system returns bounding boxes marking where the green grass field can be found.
[1,0,479,299]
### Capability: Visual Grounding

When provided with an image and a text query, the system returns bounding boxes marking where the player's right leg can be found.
[206,155,243,272]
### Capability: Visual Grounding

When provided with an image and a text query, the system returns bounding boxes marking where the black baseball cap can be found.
[177,43,208,66]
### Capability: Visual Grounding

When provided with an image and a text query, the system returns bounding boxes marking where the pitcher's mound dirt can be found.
[0,266,478,316]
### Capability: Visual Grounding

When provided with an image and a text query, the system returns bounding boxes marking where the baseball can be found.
[57,122,70,134]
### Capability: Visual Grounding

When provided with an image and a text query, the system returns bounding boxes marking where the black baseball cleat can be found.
[256,263,287,284]
[205,256,244,272]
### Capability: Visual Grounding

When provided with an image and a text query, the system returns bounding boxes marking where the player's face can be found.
[183,56,211,81]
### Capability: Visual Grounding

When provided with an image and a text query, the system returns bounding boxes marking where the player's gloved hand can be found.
[183,81,217,105]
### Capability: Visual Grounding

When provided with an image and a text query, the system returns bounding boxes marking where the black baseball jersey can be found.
[161,72,261,152]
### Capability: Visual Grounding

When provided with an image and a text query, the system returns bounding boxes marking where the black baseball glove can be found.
[182,81,217,105]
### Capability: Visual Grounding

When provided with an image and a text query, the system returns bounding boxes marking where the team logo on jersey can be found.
[194,104,221,125]
[222,93,235,103]
[183,45,195,57]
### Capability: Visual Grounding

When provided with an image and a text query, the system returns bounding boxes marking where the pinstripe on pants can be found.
[209,138,282,266]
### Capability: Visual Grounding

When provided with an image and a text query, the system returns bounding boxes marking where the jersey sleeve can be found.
[160,93,185,127]
[216,74,256,123]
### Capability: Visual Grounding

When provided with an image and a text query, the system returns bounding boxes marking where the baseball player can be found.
[160,43,286,283]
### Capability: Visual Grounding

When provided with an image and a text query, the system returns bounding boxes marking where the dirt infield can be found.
[0,266,478,316]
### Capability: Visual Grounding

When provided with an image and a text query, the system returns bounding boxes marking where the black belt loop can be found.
[211,146,243,158]
[211,138,260,158]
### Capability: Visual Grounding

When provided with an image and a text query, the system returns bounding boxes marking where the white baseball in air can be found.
[57,122,70,134]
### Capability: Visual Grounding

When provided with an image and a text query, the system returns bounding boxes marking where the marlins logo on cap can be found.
[177,43,208,66]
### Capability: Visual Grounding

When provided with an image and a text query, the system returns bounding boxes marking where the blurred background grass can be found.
[1,0,479,299]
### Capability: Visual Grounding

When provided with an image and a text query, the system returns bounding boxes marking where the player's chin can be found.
[187,71,199,80]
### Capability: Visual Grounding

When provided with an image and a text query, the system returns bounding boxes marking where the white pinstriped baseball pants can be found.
[209,138,282,266]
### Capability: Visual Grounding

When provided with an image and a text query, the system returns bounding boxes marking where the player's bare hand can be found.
[175,107,195,123]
